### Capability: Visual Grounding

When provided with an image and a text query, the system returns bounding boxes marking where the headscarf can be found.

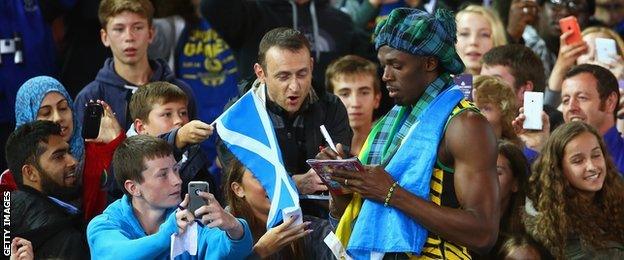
[15,76,84,160]
[374,7,465,75]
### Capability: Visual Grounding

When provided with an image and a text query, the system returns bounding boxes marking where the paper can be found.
[306,157,365,195]
[324,231,352,260]
[170,222,198,259]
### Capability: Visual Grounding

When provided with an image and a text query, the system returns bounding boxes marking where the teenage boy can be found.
[87,135,252,259]
[325,55,381,156]
[75,0,197,129]
[129,81,219,198]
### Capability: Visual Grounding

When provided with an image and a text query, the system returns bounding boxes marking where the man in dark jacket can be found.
[6,120,89,259]
[219,28,352,217]
[201,0,373,91]
[75,0,197,129]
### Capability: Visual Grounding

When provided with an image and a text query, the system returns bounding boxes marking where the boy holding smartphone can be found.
[87,135,252,259]
[128,81,220,200]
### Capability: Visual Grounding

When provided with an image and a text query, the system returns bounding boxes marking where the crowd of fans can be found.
[1,0,624,259]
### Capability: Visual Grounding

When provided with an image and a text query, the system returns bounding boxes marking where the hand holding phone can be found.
[188,181,209,216]
[559,16,582,45]
[281,206,303,227]
[82,101,103,139]
[523,91,544,130]
[595,38,617,64]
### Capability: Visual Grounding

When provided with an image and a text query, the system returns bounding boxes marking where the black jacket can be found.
[201,0,373,91]
[218,79,352,176]
[10,186,89,259]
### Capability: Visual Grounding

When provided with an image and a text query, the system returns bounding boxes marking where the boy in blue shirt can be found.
[87,135,252,259]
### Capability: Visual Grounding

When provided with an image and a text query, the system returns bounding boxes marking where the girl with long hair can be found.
[497,140,529,236]
[525,121,624,259]
[478,140,532,259]
[224,157,335,259]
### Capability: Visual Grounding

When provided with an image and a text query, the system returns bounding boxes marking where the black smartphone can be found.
[188,181,209,216]
[82,102,103,139]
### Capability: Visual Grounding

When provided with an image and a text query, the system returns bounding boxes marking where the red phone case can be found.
[559,16,582,45]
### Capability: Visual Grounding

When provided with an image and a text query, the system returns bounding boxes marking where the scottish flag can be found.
[214,84,300,229]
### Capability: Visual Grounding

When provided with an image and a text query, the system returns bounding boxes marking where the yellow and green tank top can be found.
[412,99,479,260]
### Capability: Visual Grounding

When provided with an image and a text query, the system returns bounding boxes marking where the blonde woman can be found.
[455,5,508,75]
[576,26,624,81]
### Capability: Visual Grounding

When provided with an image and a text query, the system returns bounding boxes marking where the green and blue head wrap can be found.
[374,8,465,75]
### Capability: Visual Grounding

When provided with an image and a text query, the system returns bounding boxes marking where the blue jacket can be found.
[74,58,198,129]
[604,126,624,175]
[87,195,253,260]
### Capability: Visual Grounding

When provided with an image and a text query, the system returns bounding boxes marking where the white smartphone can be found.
[523,91,544,130]
[595,38,617,64]
[188,181,209,216]
[281,206,303,226]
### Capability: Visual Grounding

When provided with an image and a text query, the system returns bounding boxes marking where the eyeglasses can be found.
[548,0,587,13]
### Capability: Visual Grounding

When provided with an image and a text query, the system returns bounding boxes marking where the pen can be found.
[320,125,338,153]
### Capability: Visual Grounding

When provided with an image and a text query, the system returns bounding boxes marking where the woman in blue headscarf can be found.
[15,76,86,158]
[13,76,125,220]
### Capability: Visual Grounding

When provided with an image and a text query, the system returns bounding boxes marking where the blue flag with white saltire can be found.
[214,84,300,229]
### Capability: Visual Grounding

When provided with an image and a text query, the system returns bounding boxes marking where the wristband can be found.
[384,181,399,207]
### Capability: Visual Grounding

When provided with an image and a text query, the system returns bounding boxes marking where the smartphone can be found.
[595,38,617,64]
[188,181,209,215]
[453,74,473,101]
[523,91,544,130]
[281,206,303,226]
[82,102,103,139]
[559,16,582,45]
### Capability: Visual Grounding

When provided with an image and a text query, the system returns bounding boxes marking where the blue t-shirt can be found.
[603,126,624,176]
[175,19,240,163]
